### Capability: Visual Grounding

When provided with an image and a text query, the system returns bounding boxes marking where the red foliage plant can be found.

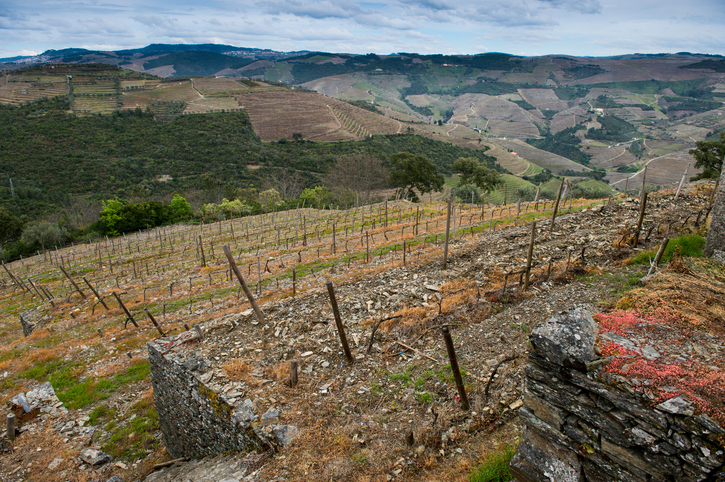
[596,311,725,428]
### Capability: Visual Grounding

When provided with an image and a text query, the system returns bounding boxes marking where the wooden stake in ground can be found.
[59,265,87,299]
[223,245,265,323]
[290,360,298,387]
[646,238,670,277]
[113,292,139,328]
[82,276,108,310]
[443,189,454,268]
[633,191,648,246]
[198,235,206,268]
[639,164,648,202]
[326,281,354,363]
[442,326,469,411]
[550,178,565,234]
[675,163,691,200]
[6,413,15,442]
[144,308,165,336]
[524,221,536,289]
[2,262,28,292]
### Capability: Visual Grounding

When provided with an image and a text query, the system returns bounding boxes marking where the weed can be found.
[388,366,414,385]
[437,364,469,384]
[509,323,529,333]
[88,404,115,426]
[371,381,384,396]
[468,443,517,482]
[350,451,368,466]
[22,359,153,410]
[102,397,159,461]
[414,376,428,389]
[415,391,433,404]
[629,234,705,265]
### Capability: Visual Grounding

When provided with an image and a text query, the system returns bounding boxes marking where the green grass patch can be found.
[102,398,159,460]
[486,175,537,205]
[628,235,705,266]
[388,366,414,385]
[21,359,151,410]
[88,404,115,426]
[437,364,469,384]
[468,444,517,482]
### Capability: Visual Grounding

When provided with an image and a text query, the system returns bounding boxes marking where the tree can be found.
[262,168,305,199]
[456,184,481,203]
[452,157,501,192]
[389,153,444,201]
[324,153,389,205]
[169,193,193,221]
[690,131,725,180]
[100,199,124,236]
[0,207,24,246]
[20,221,70,251]
[259,189,283,208]
[300,186,331,208]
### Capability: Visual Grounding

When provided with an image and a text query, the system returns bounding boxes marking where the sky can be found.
[1,0,723,60]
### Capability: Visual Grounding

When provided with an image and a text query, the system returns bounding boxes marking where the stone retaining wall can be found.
[510,307,725,482]
[148,332,268,459]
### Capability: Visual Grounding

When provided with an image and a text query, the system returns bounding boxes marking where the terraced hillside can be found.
[0,184,720,481]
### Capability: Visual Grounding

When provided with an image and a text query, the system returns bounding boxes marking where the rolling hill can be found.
[2,46,725,212]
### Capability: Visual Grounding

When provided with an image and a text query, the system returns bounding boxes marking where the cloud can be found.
[397,0,456,12]
[132,15,180,30]
[539,0,602,14]
[0,0,724,59]
[472,1,555,27]
[258,0,363,20]
[283,26,355,40]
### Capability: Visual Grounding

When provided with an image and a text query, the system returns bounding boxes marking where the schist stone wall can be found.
[510,307,725,482]
[148,331,268,459]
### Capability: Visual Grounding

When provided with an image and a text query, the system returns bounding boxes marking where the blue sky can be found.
[1,0,723,59]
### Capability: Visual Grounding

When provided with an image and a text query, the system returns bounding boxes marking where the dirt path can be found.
[190,78,204,98]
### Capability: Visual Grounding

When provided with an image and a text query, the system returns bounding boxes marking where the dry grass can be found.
[222,358,262,387]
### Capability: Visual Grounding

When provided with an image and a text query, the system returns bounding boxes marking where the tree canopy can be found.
[389,153,444,201]
[452,157,502,192]
[690,131,725,180]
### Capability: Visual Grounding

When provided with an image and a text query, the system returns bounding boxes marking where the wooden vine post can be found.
[113,292,139,328]
[633,192,648,246]
[443,189,454,268]
[442,327,469,410]
[524,221,536,289]
[326,281,354,363]
[550,178,565,234]
[223,245,265,323]
[59,265,87,299]
[82,276,108,310]
[198,235,206,268]
[675,163,690,200]
[290,360,298,387]
[144,308,165,336]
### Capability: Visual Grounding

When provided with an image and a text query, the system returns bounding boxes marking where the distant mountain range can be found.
[2,44,724,83]
[2,44,725,194]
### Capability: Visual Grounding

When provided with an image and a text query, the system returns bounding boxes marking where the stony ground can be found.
[1,186,719,482]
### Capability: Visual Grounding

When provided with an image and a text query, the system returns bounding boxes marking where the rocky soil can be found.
[1,186,719,482]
